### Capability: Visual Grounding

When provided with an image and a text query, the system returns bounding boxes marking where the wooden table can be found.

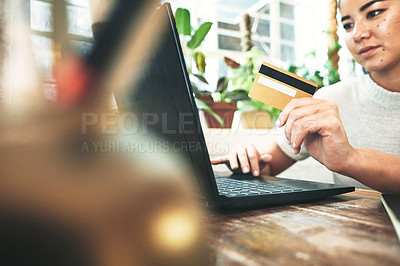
[209,189,400,265]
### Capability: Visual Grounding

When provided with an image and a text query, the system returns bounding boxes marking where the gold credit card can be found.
[249,62,317,111]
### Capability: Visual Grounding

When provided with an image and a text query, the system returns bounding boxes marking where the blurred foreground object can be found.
[0,119,209,265]
[0,0,209,265]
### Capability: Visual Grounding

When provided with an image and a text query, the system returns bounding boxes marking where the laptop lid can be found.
[114,2,220,207]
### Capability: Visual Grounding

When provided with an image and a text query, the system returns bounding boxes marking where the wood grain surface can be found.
[208,189,400,266]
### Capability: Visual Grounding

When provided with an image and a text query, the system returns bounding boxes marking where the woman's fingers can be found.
[281,98,337,151]
[211,145,272,176]
[284,106,319,144]
[210,154,240,173]
[210,157,228,165]
[282,100,342,155]
[281,98,317,144]
[260,154,272,162]
[229,150,239,170]
[247,145,261,176]
[289,115,319,154]
[237,146,251,173]
[279,98,321,127]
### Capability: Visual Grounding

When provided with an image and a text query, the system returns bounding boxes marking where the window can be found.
[218,34,241,52]
[215,1,296,63]
[29,0,94,101]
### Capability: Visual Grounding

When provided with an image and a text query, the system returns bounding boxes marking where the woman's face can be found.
[340,0,400,74]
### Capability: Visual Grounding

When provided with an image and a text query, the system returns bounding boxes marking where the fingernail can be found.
[253,170,259,176]
[243,167,249,173]
[292,142,296,149]
[261,154,271,160]
[276,119,281,127]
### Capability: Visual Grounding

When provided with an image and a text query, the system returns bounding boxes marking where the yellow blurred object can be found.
[154,208,200,252]
[0,109,210,266]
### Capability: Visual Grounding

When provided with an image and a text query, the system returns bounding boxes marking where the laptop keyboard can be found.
[215,177,304,197]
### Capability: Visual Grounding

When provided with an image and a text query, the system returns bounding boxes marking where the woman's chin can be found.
[362,56,400,75]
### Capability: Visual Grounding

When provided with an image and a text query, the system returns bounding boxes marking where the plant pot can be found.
[238,110,274,129]
[204,101,237,128]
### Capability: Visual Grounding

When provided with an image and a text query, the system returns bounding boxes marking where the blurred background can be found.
[0,0,363,106]
[0,0,365,189]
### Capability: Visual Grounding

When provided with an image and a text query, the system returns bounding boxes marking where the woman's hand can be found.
[210,144,272,176]
[278,98,354,172]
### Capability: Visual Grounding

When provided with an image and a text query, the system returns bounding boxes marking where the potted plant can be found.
[220,13,281,129]
[193,75,249,128]
[174,8,225,127]
[176,7,250,128]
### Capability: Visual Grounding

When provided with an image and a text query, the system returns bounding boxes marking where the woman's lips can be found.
[359,46,380,58]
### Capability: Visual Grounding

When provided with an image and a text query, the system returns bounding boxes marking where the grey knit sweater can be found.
[276,74,400,188]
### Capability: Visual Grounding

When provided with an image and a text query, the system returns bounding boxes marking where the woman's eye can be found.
[367,9,385,19]
[343,23,353,31]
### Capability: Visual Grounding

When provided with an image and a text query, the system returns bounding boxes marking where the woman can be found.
[212,0,400,194]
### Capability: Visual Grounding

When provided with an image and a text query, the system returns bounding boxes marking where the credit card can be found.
[249,62,317,110]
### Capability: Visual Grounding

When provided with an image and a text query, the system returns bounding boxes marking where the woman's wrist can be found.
[337,146,359,177]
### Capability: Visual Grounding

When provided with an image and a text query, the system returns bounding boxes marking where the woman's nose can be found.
[352,23,371,41]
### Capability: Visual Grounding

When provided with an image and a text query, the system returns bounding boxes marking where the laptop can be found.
[113,2,355,211]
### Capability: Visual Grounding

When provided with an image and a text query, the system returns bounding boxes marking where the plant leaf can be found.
[187,22,212,49]
[224,56,240,69]
[193,73,209,84]
[224,89,250,101]
[216,77,228,93]
[175,8,191,36]
[194,98,224,127]
[193,51,206,73]
[287,64,299,74]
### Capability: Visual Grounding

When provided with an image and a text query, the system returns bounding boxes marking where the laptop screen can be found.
[115,3,219,205]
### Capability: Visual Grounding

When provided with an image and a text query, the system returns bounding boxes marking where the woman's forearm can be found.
[340,148,400,194]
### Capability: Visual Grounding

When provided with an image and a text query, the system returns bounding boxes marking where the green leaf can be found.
[216,77,228,93]
[194,98,224,127]
[304,50,316,58]
[191,81,200,95]
[224,89,250,101]
[328,69,340,85]
[324,60,333,70]
[193,51,206,73]
[191,81,211,97]
[175,8,191,36]
[310,71,324,88]
[187,22,212,49]
[193,73,209,84]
